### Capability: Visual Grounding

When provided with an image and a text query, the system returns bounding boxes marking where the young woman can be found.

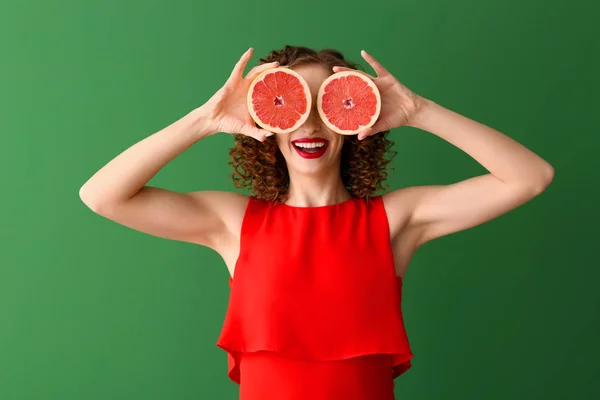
[79,45,554,399]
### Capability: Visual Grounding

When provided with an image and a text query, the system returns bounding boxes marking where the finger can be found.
[227,47,254,83]
[332,66,353,73]
[332,65,376,80]
[361,50,389,78]
[245,61,280,81]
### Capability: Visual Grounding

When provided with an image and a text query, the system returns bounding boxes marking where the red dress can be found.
[216,196,413,399]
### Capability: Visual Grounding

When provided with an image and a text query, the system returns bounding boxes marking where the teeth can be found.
[294,142,325,149]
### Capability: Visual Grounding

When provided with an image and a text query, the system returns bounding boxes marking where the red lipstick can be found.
[291,138,329,159]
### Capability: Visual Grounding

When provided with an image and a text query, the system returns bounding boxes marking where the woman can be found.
[79,45,554,399]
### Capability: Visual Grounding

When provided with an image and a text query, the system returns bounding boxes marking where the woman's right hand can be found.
[197,48,279,142]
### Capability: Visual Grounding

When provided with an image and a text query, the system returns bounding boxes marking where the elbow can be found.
[526,162,555,197]
[79,185,96,211]
[537,162,555,192]
[79,184,133,215]
[79,185,106,214]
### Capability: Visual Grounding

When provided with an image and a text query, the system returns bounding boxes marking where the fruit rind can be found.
[247,67,312,134]
[317,71,381,135]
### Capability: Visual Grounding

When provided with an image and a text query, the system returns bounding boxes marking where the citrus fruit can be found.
[317,71,381,135]
[247,67,312,134]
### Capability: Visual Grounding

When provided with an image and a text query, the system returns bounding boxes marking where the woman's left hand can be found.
[333,50,426,140]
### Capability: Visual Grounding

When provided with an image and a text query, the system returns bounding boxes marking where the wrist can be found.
[185,107,219,140]
[408,97,438,129]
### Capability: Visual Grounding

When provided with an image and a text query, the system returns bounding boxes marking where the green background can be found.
[1,0,598,399]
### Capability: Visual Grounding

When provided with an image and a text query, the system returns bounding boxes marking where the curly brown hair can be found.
[228,45,396,202]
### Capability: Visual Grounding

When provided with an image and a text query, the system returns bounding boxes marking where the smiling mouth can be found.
[292,139,329,159]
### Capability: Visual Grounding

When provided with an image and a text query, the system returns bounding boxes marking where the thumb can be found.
[357,123,384,140]
[239,124,274,142]
[357,127,374,140]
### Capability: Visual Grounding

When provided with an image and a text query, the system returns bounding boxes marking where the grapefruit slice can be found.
[317,71,381,135]
[247,67,312,134]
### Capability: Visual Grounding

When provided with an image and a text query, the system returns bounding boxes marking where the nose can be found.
[299,107,321,135]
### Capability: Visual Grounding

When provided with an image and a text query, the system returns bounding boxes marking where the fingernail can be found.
[265,132,274,137]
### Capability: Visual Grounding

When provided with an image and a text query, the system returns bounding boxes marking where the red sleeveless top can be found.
[216,195,413,392]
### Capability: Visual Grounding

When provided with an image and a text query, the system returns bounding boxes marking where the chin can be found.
[293,162,335,176]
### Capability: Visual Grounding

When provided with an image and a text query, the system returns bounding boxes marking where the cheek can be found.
[274,134,289,152]
[332,136,345,153]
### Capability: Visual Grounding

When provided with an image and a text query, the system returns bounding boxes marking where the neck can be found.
[285,166,351,207]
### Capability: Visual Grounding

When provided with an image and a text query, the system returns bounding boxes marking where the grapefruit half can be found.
[247,67,312,134]
[317,71,381,135]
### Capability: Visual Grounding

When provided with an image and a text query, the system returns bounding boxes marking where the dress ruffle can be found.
[217,276,412,385]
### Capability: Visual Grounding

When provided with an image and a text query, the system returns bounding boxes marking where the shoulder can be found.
[381,186,423,215]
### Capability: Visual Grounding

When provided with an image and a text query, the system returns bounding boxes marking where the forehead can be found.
[291,64,332,94]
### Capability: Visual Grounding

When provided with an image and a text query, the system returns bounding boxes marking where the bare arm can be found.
[339,51,553,246]
[79,110,240,248]
[79,48,278,250]
[386,99,554,245]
